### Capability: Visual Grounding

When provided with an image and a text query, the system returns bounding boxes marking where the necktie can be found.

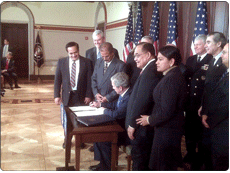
[104,62,108,74]
[116,95,122,108]
[70,61,76,88]
[197,55,201,63]
[5,60,9,69]
[97,51,101,59]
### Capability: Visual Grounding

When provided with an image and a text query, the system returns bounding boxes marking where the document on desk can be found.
[69,106,104,117]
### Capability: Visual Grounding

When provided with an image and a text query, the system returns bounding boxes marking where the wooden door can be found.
[1,23,28,79]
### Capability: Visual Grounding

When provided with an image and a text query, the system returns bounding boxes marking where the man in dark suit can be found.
[85,30,119,69]
[1,52,20,90]
[125,42,162,170]
[54,42,93,147]
[89,72,131,171]
[91,42,126,104]
[183,35,213,168]
[201,43,229,170]
[198,32,227,170]
[126,36,153,87]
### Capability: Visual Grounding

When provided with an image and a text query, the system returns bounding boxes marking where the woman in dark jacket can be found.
[136,45,187,170]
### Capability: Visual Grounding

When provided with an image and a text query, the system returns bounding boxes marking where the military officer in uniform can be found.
[183,34,213,169]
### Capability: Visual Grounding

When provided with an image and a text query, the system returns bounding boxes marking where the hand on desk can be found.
[89,101,101,108]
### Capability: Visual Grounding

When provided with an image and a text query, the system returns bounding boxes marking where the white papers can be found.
[69,106,104,117]
[69,106,97,112]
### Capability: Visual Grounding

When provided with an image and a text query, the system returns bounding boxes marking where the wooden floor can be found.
[1,79,187,171]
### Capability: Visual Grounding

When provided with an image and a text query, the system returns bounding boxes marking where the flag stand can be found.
[37,67,42,84]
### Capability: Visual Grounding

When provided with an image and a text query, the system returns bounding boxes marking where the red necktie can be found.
[5,60,9,70]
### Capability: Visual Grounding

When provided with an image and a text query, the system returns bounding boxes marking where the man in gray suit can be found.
[85,30,119,69]
[91,42,126,103]
[54,41,93,148]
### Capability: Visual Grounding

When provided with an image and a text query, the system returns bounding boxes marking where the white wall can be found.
[22,2,96,27]
[34,29,94,75]
[106,27,127,61]
[105,2,129,23]
[1,2,129,76]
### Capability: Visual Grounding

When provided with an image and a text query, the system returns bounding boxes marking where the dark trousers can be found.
[185,110,203,154]
[130,126,154,171]
[210,120,229,170]
[94,142,111,170]
[3,72,18,87]
[199,127,213,170]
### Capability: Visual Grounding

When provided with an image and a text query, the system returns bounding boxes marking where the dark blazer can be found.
[149,67,187,129]
[54,56,93,106]
[103,88,132,145]
[148,67,187,170]
[185,54,213,109]
[1,57,16,73]
[126,53,141,87]
[201,58,227,115]
[205,70,229,129]
[125,60,161,129]
[91,57,126,102]
[86,47,120,69]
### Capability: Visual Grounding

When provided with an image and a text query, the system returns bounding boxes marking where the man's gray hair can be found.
[141,36,154,44]
[194,34,207,43]
[208,32,227,49]
[111,72,129,88]
[92,30,104,39]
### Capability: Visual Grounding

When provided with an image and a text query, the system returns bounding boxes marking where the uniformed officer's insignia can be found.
[201,64,209,70]
[201,76,206,80]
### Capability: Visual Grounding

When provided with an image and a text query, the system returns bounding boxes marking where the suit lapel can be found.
[93,47,97,62]
[64,57,71,84]
[99,58,116,87]
[77,57,84,87]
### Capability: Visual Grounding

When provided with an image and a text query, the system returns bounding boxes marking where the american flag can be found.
[190,1,208,55]
[166,1,178,46]
[149,1,160,55]
[123,6,134,62]
[133,2,144,46]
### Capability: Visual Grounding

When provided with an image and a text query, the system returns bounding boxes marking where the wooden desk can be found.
[64,106,124,171]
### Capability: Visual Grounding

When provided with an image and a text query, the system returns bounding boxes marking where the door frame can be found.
[1,2,35,80]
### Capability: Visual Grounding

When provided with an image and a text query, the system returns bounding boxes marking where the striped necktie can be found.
[70,61,76,88]
[104,62,108,74]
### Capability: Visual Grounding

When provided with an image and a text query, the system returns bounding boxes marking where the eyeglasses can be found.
[134,52,147,59]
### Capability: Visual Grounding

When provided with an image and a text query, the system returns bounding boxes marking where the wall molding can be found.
[34,24,94,32]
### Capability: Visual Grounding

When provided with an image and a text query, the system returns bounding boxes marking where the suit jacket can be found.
[103,88,132,146]
[85,47,120,69]
[148,67,186,130]
[1,57,16,73]
[54,56,93,106]
[205,70,229,129]
[126,53,141,87]
[125,60,162,129]
[185,54,213,110]
[201,58,227,115]
[91,57,126,102]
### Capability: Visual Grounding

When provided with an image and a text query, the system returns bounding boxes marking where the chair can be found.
[119,145,132,171]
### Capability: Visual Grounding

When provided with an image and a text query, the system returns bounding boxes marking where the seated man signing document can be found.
[89,72,131,171]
